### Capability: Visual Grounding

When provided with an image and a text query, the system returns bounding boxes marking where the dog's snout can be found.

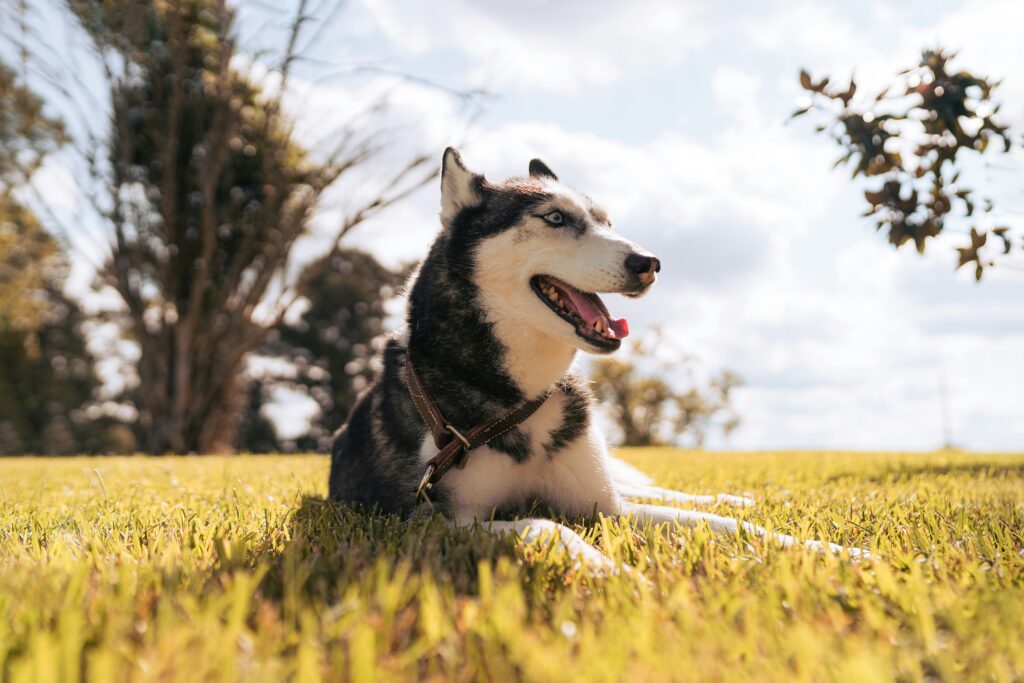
[625,253,660,276]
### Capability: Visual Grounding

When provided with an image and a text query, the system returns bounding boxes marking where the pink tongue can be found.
[559,287,630,339]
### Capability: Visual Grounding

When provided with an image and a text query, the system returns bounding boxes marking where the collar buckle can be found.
[416,463,436,499]
[444,424,472,450]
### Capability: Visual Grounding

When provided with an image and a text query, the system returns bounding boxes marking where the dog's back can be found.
[329,346,429,515]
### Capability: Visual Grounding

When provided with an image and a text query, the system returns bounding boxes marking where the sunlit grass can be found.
[0,450,1021,681]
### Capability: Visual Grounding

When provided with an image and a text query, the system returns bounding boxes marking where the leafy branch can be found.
[793,49,1018,279]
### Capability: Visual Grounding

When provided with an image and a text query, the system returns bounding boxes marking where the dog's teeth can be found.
[594,319,604,333]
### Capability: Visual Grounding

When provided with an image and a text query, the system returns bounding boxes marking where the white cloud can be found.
[711,67,763,126]
[737,1,866,69]
[356,0,711,92]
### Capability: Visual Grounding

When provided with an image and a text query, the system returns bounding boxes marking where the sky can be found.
[17,0,1024,451]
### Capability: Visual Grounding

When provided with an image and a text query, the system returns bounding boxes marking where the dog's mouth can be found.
[530,275,629,351]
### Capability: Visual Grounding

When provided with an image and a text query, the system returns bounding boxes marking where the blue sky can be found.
[19,0,1024,450]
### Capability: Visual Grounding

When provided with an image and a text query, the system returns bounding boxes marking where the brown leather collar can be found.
[397,347,551,499]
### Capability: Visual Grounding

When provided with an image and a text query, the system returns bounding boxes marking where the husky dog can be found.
[330,148,857,568]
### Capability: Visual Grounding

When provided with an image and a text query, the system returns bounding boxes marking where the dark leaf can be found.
[993,227,1012,254]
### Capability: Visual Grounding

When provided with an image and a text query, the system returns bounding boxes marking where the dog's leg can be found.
[606,457,754,506]
[620,501,865,556]
[616,483,755,507]
[479,518,621,571]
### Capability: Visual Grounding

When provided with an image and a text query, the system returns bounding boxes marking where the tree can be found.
[793,49,1018,279]
[234,379,280,454]
[59,0,437,452]
[674,370,742,449]
[0,199,118,454]
[237,249,404,452]
[0,61,69,191]
[0,56,118,454]
[589,333,742,448]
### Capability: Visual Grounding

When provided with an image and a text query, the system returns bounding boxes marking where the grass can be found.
[0,450,1022,682]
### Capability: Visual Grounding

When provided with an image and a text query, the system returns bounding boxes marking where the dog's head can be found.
[440,147,659,354]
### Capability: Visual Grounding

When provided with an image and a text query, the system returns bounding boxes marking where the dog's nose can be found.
[625,253,660,275]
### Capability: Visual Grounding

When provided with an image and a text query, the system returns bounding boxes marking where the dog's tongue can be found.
[610,317,629,338]
[561,287,630,339]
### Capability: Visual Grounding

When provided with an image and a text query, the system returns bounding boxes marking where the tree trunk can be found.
[133,319,252,453]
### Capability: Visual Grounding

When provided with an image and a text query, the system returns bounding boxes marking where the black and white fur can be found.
[330,148,858,569]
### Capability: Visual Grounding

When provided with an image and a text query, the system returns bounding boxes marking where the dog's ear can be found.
[528,158,558,181]
[440,147,484,227]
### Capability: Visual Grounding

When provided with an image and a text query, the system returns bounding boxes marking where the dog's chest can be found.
[419,392,612,521]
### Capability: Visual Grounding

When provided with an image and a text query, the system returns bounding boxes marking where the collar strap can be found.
[400,349,550,499]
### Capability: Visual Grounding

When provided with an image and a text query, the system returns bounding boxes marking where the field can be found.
[0,451,1022,682]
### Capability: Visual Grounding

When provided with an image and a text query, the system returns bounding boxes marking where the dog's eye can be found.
[542,211,564,226]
